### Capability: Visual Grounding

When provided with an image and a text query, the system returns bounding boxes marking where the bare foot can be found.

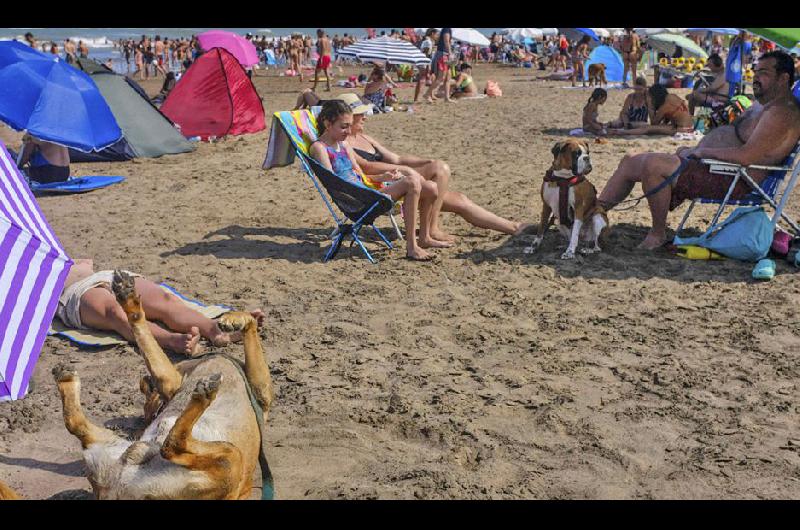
[636,234,667,250]
[210,309,265,346]
[406,248,434,261]
[166,327,203,357]
[430,231,456,243]
[419,237,453,249]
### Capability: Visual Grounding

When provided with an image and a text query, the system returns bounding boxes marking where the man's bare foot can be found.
[431,231,456,243]
[210,309,265,346]
[419,237,453,249]
[406,248,434,261]
[637,234,667,250]
[513,222,535,236]
[424,97,435,104]
[165,327,203,356]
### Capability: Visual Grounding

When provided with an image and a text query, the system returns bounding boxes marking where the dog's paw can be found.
[524,237,542,254]
[217,311,256,332]
[193,373,223,401]
[111,270,137,304]
[52,363,78,383]
[560,249,576,260]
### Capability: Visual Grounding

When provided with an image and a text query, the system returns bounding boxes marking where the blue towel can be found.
[29,175,125,194]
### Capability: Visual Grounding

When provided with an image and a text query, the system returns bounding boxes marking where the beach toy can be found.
[676,245,725,260]
[752,258,776,281]
[772,230,791,256]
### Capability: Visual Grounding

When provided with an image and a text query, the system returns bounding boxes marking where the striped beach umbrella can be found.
[338,36,430,66]
[0,139,72,401]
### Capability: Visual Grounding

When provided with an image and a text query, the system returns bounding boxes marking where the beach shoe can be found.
[752,258,776,281]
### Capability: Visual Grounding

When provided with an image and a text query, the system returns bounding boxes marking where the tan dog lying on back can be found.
[525,139,609,259]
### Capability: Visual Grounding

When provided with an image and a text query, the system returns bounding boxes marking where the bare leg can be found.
[442,191,527,235]
[608,125,676,136]
[415,160,454,242]
[312,68,320,92]
[417,180,450,248]
[597,152,682,249]
[79,286,201,356]
[325,66,332,91]
[53,364,124,450]
[381,175,431,260]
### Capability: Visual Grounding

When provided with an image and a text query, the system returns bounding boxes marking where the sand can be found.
[1,64,799,500]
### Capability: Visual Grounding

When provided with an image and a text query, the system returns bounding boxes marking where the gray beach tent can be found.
[69,58,194,162]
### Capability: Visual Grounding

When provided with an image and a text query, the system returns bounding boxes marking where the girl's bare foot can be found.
[406,248,434,261]
[419,237,453,249]
[431,231,456,243]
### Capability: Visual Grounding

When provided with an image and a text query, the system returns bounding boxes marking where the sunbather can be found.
[685,54,729,116]
[309,100,447,261]
[336,93,530,240]
[57,259,265,356]
[16,134,70,184]
[608,84,694,136]
[363,65,397,112]
[606,75,651,129]
[597,51,800,249]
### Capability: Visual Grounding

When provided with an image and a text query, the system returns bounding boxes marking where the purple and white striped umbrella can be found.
[0,140,72,401]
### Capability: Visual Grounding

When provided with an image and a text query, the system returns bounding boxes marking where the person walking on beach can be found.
[154,36,168,77]
[64,39,76,64]
[78,40,89,59]
[313,29,332,92]
[621,28,641,88]
[289,34,303,81]
[49,41,59,56]
[423,27,454,103]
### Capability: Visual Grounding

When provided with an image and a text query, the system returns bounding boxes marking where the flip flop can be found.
[752,258,776,281]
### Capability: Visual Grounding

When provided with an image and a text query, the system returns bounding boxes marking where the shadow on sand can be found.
[457,222,792,283]
[161,224,397,264]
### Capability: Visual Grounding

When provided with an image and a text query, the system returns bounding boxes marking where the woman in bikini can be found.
[289,34,303,81]
[363,65,397,112]
[609,84,694,136]
[621,28,642,88]
[571,35,591,87]
[309,100,447,261]
[607,75,651,129]
[338,94,530,240]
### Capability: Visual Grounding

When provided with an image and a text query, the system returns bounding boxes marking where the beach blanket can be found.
[561,82,627,90]
[29,176,125,194]
[48,283,231,347]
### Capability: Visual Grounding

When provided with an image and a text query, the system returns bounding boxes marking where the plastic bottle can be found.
[676,245,725,260]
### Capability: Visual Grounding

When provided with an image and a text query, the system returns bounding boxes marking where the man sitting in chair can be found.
[685,53,729,116]
[597,50,800,250]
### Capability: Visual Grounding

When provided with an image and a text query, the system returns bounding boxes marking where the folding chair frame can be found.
[676,147,800,238]
[295,151,395,264]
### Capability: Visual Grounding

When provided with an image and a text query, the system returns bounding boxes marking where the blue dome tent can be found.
[585,45,628,83]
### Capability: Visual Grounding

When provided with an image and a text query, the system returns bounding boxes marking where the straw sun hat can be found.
[335,93,374,115]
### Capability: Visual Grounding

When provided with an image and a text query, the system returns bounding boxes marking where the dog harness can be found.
[543,169,586,228]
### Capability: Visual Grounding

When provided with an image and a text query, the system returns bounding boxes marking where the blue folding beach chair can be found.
[263,109,399,263]
[676,141,800,237]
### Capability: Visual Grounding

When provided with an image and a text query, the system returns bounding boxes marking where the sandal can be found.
[752,258,776,281]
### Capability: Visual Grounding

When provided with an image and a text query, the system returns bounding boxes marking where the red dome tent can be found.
[161,47,265,139]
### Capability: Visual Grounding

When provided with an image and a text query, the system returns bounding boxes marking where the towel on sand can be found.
[48,283,231,347]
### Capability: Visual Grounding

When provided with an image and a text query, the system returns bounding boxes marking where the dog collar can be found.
[544,170,586,186]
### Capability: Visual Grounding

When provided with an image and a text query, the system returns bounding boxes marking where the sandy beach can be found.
[1,63,798,499]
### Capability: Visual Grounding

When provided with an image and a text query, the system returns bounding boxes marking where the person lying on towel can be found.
[16,134,70,184]
[57,259,265,356]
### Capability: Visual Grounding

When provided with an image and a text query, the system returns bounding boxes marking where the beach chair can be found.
[676,141,800,237]
[264,109,400,263]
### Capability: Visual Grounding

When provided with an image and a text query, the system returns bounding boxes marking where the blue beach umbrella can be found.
[686,28,739,35]
[576,28,600,41]
[0,43,121,153]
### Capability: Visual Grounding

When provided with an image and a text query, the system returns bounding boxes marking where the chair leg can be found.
[350,228,377,264]
[677,200,697,235]
[372,225,393,250]
[389,213,404,242]
[324,232,345,262]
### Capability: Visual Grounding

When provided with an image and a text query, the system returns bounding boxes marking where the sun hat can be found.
[335,93,374,114]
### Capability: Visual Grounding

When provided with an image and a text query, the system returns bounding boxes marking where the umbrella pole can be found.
[739,39,744,96]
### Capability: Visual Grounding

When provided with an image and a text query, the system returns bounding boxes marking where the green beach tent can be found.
[70,59,194,162]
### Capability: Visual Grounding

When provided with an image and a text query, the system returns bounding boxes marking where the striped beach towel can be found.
[0,139,72,401]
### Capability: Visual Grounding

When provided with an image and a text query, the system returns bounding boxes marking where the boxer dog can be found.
[525,139,609,259]
[587,63,607,87]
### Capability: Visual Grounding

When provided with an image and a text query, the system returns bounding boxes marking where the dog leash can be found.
[607,158,690,212]
[218,353,275,500]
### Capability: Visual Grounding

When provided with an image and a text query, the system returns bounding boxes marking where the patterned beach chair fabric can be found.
[264,109,397,263]
[676,141,800,237]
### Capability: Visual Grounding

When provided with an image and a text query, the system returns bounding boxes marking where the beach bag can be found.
[485,80,502,97]
[673,206,773,262]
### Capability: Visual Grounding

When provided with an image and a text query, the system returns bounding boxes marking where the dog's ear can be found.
[551,142,563,159]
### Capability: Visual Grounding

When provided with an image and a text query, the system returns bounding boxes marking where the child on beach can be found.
[309,100,448,261]
[583,88,609,136]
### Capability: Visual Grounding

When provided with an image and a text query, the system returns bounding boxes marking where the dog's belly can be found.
[142,358,258,448]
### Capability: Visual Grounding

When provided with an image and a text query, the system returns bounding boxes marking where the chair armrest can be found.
[700,158,789,174]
